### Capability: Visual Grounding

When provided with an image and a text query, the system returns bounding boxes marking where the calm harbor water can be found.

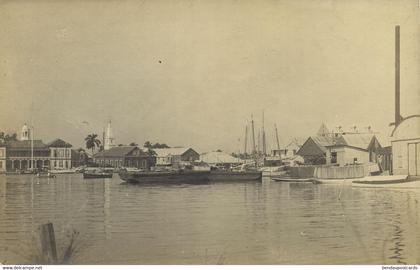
[0,174,419,264]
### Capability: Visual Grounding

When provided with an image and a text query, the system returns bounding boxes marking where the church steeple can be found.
[104,120,116,150]
[317,123,330,137]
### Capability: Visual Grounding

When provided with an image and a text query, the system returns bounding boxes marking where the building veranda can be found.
[0,124,73,173]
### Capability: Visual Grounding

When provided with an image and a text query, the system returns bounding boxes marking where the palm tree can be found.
[144,141,152,148]
[85,134,101,155]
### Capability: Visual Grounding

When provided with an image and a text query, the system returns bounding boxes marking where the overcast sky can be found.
[0,0,419,153]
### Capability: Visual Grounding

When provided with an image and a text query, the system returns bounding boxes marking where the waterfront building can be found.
[48,139,73,169]
[6,140,50,171]
[5,138,73,171]
[3,124,73,172]
[391,115,420,176]
[0,144,6,172]
[154,147,200,166]
[271,138,304,158]
[199,151,242,169]
[296,136,334,164]
[325,134,382,166]
[104,121,116,150]
[93,146,156,169]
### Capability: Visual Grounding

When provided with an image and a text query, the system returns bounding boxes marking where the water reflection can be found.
[0,174,419,264]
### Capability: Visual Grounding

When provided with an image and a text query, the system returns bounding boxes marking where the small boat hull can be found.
[83,172,113,179]
[312,178,354,185]
[351,175,420,188]
[49,169,77,174]
[272,177,313,183]
[118,170,210,184]
[37,174,56,178]
[208,171,262,182]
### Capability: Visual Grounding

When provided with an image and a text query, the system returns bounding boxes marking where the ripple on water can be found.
[0,174,419,264]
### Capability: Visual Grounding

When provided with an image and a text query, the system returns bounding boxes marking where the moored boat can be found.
[311,178,354,185]
[272,176,313,183]
[351,175,420,188]
[83,169,113,179]
[49,168,77,174]
[36,172,56,178]
[118,169,210,184]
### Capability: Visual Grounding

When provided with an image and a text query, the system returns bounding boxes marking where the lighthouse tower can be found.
[104,121,116,150]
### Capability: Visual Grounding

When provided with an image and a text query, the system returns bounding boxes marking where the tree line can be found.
[83,133,170,154]
[0,132,18,142]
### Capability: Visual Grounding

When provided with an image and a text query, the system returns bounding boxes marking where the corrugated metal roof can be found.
[338,134,375,150]
[312,136,335,152]
[153,147,192,157]
[199,151,241,164]
[284,137,306,149]
[94,146,144,158]
[6,140,48,149]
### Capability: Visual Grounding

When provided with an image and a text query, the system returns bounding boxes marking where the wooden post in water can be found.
[40,222,58,264]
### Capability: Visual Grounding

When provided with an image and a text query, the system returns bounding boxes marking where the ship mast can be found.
[244,123,248,156]
[251,115,256,155]
[275,124,281,161]
[262,110,266,156]
[31,127,34,170]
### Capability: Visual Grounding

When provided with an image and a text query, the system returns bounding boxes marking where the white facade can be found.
[0,147,6,172]
[156,155,173,166]
[50,147,72,169]
[391,116,420,176]
[21,124,30,141]
[327,146,370,166]
[283,141,302,159]
[104,121,116,150]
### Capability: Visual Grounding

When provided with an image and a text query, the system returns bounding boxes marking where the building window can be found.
[0,161,2,168]
[65,161,68,168]
[331,152,337,164]
[59,160,63,167]
[54,161,57,167]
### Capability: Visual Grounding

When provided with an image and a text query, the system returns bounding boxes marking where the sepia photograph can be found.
[0,0,419,268]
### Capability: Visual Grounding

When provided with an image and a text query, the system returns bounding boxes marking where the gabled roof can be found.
[284,137,306,149]
[200,151,241,164]
[47,138,72,148]
[93,146,147,158]
[296,136,334,156]
[334,134,378,150]
[311,136,335,152]
[153,147,195,157]
[6,140,48,150]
